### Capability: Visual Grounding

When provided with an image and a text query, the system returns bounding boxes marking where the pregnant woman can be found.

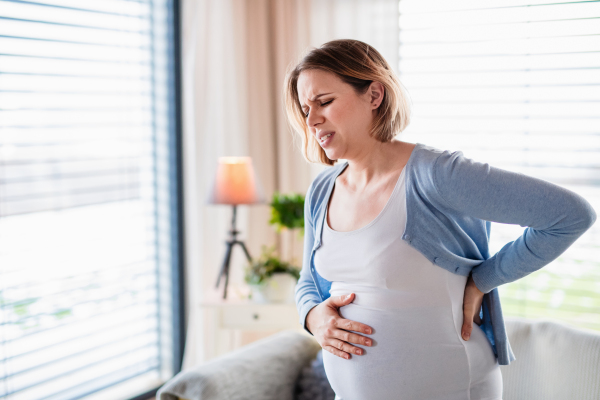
[284,39,596,400]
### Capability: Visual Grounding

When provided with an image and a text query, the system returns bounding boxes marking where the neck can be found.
[341,140,407,191]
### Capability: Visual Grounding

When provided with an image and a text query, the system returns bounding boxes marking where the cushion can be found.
[294,349,335,400]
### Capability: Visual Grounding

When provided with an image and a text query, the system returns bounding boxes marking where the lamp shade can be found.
[207,157,265,205]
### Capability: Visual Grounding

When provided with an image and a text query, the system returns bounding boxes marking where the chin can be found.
[324,149,341,161]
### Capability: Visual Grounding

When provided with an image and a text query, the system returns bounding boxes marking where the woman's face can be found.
[297,69,383,161]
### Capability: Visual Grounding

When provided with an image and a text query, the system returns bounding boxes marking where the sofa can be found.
[157,316,600,400]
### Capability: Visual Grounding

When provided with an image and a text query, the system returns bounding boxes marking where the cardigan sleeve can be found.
[294,180,322,336]
[433,149,597,294]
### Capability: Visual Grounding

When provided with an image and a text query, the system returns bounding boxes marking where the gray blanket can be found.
[157,330,322,400]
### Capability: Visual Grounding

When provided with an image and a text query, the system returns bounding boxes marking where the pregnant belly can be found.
[323,303,472,400]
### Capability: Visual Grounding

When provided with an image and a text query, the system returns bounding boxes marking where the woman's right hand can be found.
[305,293,373,360]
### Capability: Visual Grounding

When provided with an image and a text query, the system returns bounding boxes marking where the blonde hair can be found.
[283,39,412,166]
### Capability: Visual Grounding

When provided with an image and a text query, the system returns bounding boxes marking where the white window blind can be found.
[399,0,600,331]
[0,1,182,399]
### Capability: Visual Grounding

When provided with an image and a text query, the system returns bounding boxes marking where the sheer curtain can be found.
[179,0,400,368]
[309,0,400,73]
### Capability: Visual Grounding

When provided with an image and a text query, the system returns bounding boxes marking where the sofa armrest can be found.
[500,316,600,400]
[157,330,321,400]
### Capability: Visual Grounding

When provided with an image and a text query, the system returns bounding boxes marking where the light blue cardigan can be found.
[295,142,597,366]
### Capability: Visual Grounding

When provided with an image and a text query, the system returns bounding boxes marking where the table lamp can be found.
[207,156,265,299]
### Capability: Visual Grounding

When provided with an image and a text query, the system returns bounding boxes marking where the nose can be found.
[306,107,324,129]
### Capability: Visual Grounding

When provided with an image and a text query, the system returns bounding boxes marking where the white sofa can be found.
[500,317,600,399]
[157,316,600,400]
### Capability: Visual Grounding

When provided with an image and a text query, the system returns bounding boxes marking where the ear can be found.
[369,81,385,110]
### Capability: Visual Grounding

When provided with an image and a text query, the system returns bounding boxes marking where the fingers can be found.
[462,298,473,340]
[320,306,374,360]
[327,293,373,334]
[326,322,373,346]
[462,317,472,341]
[335,316,373,336]
[462,274,485,341]
[462,304,485,339]
[330,292,355,307]
[324,338,364,359]
[324,344,352,359]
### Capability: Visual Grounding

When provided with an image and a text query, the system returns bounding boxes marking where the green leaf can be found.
[269,192,305,231]
[244,244,301,284]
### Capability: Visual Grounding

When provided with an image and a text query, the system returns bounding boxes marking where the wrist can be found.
[305,305,318,334]
[468,273,484,295]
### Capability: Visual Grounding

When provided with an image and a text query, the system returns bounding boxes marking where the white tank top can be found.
[314,166,503,400]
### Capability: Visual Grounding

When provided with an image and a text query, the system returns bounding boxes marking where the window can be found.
[0,0,183,399]
[399,0,600,330]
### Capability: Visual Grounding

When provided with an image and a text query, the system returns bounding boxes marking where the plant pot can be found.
[249,272,297,303]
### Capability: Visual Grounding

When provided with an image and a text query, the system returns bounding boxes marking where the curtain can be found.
[180,0,400,369]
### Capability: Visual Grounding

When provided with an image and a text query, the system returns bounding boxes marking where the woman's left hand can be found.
[461,272,485,341]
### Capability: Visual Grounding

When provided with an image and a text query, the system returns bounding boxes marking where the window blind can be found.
[0,0,182,399]
[398,0,600,331]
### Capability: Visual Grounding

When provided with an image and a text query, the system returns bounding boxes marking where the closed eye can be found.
[304,100,333,118]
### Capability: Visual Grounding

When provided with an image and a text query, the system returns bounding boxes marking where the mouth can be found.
[318,132,335,144]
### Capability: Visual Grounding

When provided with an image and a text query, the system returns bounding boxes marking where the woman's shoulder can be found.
[411,142,451,159]
[305,162,348,216]
[408,142,471,174]
[310,161,348,190]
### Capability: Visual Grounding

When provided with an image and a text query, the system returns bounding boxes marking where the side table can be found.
[199,298,312,361]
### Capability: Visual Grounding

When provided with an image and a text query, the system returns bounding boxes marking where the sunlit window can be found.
[399,0,600,331]
[0,0,182,399]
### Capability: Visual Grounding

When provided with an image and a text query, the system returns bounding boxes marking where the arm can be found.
[295,180,323,335]
[433,149,597,294]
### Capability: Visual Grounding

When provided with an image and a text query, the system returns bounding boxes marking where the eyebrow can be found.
[300,92,333,109]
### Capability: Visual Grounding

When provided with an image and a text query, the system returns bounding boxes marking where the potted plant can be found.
[269,192,305,265]
[244,245,301,303]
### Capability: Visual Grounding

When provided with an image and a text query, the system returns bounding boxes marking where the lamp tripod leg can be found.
[215,241,234,294]
[223,256,230,300]
[237,240,253,262]
[221,241,235,299]
[218,241,252,300]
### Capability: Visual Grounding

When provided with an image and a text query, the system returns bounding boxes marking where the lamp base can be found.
[215,238,252,299]
[214,204,252,299]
